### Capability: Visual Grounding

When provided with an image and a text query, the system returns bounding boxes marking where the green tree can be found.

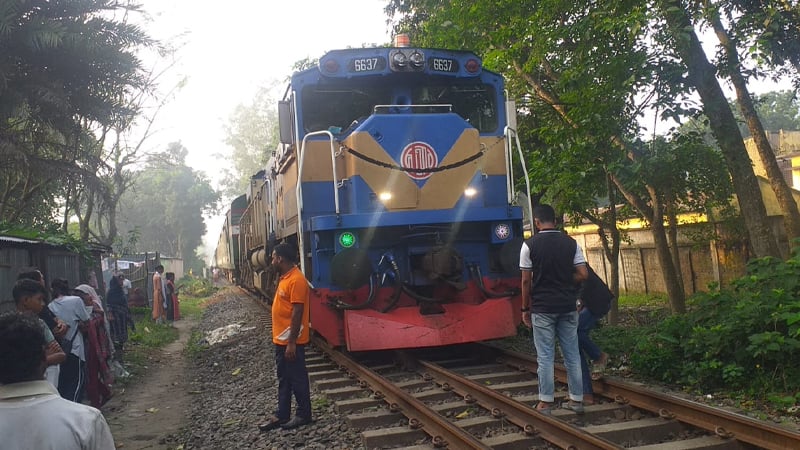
[386,0,773,312]
[218,86,280,198]
[0,0,150,227]
[118,142,220,273]
[656,0,782,258]
[67,61,188,247]
[683,91,800,139]
[721,0,800,81]
[387,0,698,312]
[700,0,800,245]
[746,91,800,134]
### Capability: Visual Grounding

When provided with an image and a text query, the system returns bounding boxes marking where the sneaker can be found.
[562,400,585,415]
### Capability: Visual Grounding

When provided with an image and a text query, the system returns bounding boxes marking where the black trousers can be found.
[275,344,312,421]
[58,353,86,403]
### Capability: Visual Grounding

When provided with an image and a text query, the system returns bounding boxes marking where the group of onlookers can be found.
[1,268,129,448]
[151,264,181,324]
[7,269,135,407]
[1,265,181,448]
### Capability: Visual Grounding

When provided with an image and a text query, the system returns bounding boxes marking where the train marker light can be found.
[339,231,356,248]
[464,187,477,197]
[323,59,340,73]
[465,58,481,73]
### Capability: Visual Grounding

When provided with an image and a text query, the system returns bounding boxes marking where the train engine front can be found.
[269,40,527,351]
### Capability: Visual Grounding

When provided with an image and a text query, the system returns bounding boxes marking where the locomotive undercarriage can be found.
[321,222,521,315]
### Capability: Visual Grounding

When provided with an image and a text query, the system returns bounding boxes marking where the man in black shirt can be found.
[519,204,588,414]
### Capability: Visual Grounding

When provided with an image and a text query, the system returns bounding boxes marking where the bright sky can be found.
[136,1,392,262]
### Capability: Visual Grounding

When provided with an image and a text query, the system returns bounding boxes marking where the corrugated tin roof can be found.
[0,235,45,245]
[0,235,110,253]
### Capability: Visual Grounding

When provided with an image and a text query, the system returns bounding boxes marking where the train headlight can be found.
[339,231,356,248]
[464,187,477,197]
[409,51,424,70]
[379,192,392,201]
[494,223,511,241]
[391,51,408,69]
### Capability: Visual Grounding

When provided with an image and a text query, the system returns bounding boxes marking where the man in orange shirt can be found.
[259,243,312,431]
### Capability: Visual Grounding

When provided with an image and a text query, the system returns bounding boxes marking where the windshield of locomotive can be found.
[301,81,498,134]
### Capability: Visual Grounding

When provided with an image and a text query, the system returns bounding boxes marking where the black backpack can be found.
[581,265,613,317]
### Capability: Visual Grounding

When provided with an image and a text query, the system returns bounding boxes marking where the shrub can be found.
[178,276,217,297]
[626,253,800,404]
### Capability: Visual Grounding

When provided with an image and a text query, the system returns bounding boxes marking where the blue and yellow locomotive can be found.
[238,37,531,351]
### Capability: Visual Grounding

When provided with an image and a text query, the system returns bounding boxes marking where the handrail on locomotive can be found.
[296,129,339,277]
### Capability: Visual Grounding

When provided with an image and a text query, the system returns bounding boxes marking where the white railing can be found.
[296,130,339,275]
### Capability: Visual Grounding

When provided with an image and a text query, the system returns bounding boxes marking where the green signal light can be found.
[339,232,356,248]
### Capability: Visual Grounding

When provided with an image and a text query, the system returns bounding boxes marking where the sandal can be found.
[535,401,553,415]
[591,353,608,381]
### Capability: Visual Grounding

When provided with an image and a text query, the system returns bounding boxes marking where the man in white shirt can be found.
[0,312,115,449]
[48,278,91,402]
[120,273,132,300]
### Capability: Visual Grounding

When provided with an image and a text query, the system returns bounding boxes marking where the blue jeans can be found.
[532,311,583,402]
[578,308,602,395]
[275,344,312,421]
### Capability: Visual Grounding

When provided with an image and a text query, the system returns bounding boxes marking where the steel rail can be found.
[496,348,800,450]
[418,360,621,450]
[312,337,491,449]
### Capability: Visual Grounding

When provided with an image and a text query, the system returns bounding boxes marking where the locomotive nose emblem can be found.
[401,142,438,180]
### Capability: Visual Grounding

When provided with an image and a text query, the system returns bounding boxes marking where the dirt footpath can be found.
[103,318,196,449]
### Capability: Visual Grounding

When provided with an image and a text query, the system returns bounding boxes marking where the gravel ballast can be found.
[176,289,364,449]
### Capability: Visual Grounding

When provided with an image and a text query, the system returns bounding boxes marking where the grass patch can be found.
[178,295,206,320]
[128,319,179,347]
[617,292,668,308]
[117,296,212,387]
[180,295,209,359]
[116,315,178,386]
[185,329,207,359]
[312,396,330,410]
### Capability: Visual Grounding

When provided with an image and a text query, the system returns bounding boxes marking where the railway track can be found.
[307,337,800,449]
[247,290,799,449]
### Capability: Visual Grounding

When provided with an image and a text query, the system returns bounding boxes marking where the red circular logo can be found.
[401,142,438,180]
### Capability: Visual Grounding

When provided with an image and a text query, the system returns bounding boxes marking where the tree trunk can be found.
[709,9,800,251]
[578,177,622,323]
[62,180,72,233]
[609,173,687,312]
[79,192,94,242]
[659,0,781,259]
[602,175,621,324]
[649,189,687,313]
[665,197,685,290]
